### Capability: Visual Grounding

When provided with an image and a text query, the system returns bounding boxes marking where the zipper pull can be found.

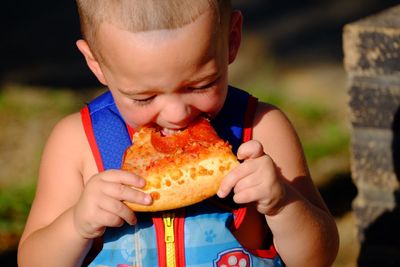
[163,213,175,243]
[163,212,176,267]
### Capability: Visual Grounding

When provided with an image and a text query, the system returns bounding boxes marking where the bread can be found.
[121,117,239,212]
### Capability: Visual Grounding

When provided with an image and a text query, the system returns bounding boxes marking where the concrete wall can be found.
[343,5,400,266]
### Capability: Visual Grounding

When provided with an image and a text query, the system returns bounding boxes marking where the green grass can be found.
[238,75,350,166]
[302,123,349,162]
[0,183,36,235]
[0,85,94,244]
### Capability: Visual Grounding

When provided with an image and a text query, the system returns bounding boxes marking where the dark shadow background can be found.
[1,1,399,266]
[1,0,399,88]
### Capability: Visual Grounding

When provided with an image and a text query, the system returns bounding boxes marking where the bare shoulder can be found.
[38,111,89,200]
[42,112,92,176]
[252,101,327,210]
[47,112,85,149]
[252,102,303,160]
[19,112,93,244]
[46,112,86,152]
[40,110,99,193]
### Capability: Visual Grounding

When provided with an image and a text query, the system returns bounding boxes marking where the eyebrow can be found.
[117,72,220,95]
[117,87,155,96]
[188,71,220,84]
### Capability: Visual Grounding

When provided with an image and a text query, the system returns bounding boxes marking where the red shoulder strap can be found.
[80,106,105,172]
[233,95,258,228]
[126,123,135,140]
[243,95,258,142]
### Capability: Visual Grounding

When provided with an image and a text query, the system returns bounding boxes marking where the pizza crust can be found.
[121,118,239,212]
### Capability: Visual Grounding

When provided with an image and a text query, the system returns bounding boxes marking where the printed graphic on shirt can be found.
[213,248,252,267]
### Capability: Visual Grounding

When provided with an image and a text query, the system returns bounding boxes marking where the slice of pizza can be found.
[121,117,239,212]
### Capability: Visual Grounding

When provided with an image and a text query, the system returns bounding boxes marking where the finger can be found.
[123,187,153,206]
[102,182,152,205]
[237,140,265,160]
[235,179,286,213]
[98,195,137,225]
[94,206,126,228]
[233,186,261,204]
[233,172,262,195]
[102,169,146,188]
[217,163,255,198]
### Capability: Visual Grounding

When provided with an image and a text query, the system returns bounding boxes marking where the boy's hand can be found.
[73,170,152,239]
[217,140,286,216]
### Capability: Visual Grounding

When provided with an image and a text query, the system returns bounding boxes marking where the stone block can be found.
[343,5,400,76]
[343,5,400,265]
[349,77,400,128]
[351,127,398,189]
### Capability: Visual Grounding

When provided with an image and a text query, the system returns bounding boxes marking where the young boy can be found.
[18,1,339,266]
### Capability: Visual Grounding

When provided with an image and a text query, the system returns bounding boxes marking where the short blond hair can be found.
[76,0,231,55]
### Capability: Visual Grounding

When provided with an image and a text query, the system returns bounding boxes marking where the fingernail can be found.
[144,195,152,204]
[139,178,146,187]
[126,215,136,225]
[217,190,225,198]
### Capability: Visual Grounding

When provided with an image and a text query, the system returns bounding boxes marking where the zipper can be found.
[163,212,176,267]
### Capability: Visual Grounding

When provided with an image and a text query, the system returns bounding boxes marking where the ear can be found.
[76,40,108,85]
[228,11,243,64]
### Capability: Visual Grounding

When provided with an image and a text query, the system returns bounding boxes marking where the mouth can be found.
[157,115,211,136]
[160,127,184,136]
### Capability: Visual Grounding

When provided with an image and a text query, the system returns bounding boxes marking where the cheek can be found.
[115,99,156,128]
[193,89,227,116]
[202,95,223,112]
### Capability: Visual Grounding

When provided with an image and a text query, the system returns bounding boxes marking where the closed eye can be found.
[132,95,156,106]
[188,77,220,92]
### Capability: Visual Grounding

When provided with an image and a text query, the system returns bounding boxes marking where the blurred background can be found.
[1,0,399,266]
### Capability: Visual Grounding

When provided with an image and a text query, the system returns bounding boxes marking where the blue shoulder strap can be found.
[85,91,132,170]
[212,86,251,154]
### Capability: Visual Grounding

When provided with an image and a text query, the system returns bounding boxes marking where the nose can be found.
[159,95,191,127]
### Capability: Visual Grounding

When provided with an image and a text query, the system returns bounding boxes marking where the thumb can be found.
[237,140,265,160]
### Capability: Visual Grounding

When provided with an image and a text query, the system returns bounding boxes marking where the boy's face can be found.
[78,10,242,132]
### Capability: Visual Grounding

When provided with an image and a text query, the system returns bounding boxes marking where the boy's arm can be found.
[253,102,339,266]
[219,102,339,266]
[18,112,150,267]
[18,113,95,267]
